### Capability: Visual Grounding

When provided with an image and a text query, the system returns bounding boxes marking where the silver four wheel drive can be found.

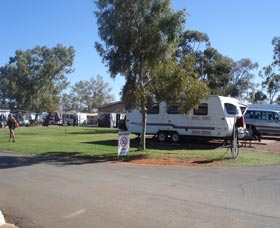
[244,109,280,136]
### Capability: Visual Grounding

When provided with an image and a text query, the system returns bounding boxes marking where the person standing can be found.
[7,114,16,142]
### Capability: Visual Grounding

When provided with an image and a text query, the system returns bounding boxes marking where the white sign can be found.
[0,210,6,226]
[118,132,130,157]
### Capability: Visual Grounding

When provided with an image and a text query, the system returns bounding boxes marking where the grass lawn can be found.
[0,125,279,167]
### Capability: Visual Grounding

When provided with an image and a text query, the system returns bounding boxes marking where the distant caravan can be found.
[125,95,244,142]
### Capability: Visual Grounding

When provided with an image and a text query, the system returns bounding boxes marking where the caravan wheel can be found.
[158,132,166,142]
[171,133,180,143]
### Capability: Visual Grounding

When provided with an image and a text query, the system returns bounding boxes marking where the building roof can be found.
[98,101,125,114]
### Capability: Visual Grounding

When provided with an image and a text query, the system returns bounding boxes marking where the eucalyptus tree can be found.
[177,31,235,96]
[0,65,17,108]
[176,30,259,99]
[178,30,210,56]
[226,58,258,100]
[150,55,209,113]
[260,64,280,104]
[95,0,209,150]
[272,36,280,66]
[177,30,210,81]
[65,75,115,112]
[250,90,267,103]
[255,37,280,104]
[200,47,232,95]
[271,36,280,104]
[0,44,75,112]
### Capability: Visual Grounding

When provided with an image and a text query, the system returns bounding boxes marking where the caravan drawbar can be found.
[125,95,243,142]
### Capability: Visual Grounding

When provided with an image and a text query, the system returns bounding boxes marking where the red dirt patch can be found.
[127,157,223,167]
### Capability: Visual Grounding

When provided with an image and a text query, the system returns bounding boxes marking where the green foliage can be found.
[272,36,280,66]
[178,30,210,56]
[226,58,258,100]
[260,64,280,104]
[63,75,115,112]
[200,47,233,95]
[252,90,267,102]
[151,55,210,113]
[0,44,75,112]
[252,37,280,104]
[95,0,185,78]
[178,31,259,99]
[0,65,17,108]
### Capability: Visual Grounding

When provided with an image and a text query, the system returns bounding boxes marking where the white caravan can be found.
[125,95,243,142]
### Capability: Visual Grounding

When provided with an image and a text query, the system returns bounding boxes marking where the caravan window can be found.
[147,104,159,114]
[167,105,180,114]
[225,103,238,115]
[193,103,208,115]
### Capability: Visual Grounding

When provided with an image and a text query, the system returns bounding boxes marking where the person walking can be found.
[7,114,16,142]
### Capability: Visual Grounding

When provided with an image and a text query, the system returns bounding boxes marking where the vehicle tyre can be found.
[158,132,166,142]
[171,133,180,143]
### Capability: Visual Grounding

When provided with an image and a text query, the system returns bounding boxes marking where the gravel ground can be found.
[240,135,280,153]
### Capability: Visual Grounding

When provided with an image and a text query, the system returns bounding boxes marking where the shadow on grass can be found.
[0,151,121,169]
[83,140,118,147]
[68,128,119,135]
[0,150,151,170]
[0,137,227,170]
[85,137,224,151]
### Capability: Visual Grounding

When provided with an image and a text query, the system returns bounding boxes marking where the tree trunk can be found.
[140,108,147,150]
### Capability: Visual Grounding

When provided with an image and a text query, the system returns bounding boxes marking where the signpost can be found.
[231,124,239,159]
[118,131,130,157]
[231,115,241,159]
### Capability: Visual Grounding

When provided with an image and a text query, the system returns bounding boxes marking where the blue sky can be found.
[1,0,279,100]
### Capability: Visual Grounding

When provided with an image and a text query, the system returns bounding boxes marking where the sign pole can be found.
[231,116,239,159]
